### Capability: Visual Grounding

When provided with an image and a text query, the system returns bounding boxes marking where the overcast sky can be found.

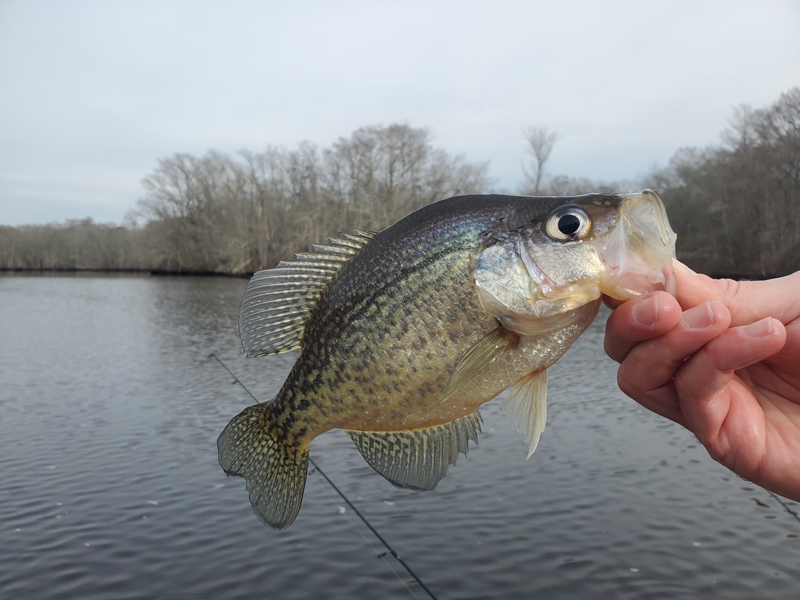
[1,1,798,226]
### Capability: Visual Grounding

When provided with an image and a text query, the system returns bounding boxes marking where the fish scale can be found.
[282,249,487,433]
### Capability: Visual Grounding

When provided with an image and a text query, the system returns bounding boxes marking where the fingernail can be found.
[682,301,715,329]
[632,295,659,328]
[742,317,774,338]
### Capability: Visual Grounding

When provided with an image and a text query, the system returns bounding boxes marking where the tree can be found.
[122,123,490,274]
[648,87,800,278]
[522,126,559,194]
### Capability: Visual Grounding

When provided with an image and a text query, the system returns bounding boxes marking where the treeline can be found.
[1,89,798,278]
[0,124,490,274]
[0,219,148,271]
[519,88,799,278]
[649,88,800,278]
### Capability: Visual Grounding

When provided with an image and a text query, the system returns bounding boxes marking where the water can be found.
[1,273,798,600]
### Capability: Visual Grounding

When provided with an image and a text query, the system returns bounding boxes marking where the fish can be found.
[218,190,677,529]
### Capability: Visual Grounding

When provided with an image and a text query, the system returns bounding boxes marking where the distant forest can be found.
[2,88,798,279]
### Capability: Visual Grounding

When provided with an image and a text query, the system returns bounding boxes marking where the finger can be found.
[602,295,624,310]
[673,261,800,327]
[674,317,787,469]
[617,300,731,407]
[619,379,688,427]
[765,316,800,384]
[604,291,682,363]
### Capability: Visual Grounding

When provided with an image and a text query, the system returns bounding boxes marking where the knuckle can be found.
[704,442,728,465]
[672,352,701,399]
[617,362,643,399]
[719,277,743,305]
[603,336,624,363]
[672,345,720,401]
[672,354,702,401]
[672,370,692,403]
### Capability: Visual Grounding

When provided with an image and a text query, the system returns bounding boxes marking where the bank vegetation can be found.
[2,88,798,279]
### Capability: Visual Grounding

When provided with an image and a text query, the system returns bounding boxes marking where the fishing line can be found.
[767,490,800,524]
[209,353,440,600]
[312,475,426,600]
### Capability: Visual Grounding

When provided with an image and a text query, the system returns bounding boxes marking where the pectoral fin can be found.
[346,411,482,491]
[439,325,517,404]
[503,370,548,459]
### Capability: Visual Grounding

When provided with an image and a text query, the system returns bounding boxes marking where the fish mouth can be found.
[597,190,677,300]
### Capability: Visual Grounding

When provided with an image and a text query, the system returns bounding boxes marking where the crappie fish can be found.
[218,190,677,529]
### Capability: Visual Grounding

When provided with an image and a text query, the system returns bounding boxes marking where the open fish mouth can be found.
[597,189,677,300]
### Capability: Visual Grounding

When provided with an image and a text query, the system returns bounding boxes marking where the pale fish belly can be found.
[328,300,600,433]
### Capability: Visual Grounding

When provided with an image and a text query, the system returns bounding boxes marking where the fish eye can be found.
[545,207,591,241]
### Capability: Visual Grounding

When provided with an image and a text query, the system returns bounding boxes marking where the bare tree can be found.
[105,123,490,274]
[648,87,800,278]
[14,94,798,280]
[522,126,559,194]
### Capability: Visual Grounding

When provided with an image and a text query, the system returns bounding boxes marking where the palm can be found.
[709,348,800,499]
[701,364,800,496]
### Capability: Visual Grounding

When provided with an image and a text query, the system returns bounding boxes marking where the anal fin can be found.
[346,411,483,491]
[503,370,548,459]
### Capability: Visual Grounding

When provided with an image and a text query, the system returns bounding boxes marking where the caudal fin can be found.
[217,403,309,530]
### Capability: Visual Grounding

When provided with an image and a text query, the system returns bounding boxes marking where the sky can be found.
[1,1,798,226]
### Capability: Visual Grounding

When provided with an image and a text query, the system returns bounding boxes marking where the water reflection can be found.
[1,273,798,600]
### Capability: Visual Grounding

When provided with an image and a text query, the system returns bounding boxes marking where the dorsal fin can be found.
[346,411,482,491]
[239,230,376,357]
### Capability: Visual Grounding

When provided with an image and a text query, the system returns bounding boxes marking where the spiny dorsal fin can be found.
[346,411,482,491]
[439,325,518,404]
[239,230,376,357]
[503,370,548,459]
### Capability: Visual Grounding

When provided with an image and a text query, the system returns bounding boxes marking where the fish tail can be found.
[217,402,309,530]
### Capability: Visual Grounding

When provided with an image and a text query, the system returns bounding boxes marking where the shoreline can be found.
[0,267,252,278]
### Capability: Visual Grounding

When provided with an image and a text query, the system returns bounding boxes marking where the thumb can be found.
[672,260,800,327]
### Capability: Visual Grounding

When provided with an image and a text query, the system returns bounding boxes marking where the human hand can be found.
[603,260,800,501]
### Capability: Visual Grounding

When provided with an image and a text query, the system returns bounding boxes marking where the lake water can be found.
[2,273,799,600]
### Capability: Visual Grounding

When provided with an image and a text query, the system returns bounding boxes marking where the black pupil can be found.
[558,214,581,235]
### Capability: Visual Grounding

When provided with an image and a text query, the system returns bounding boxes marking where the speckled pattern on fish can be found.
[218,191,677,528]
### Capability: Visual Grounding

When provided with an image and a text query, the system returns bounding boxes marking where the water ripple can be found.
[1,274,798,599]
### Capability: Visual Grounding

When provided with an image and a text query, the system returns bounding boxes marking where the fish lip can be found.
[599,262,677,301]
[638,189,676,248]
[596,190,677,300]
